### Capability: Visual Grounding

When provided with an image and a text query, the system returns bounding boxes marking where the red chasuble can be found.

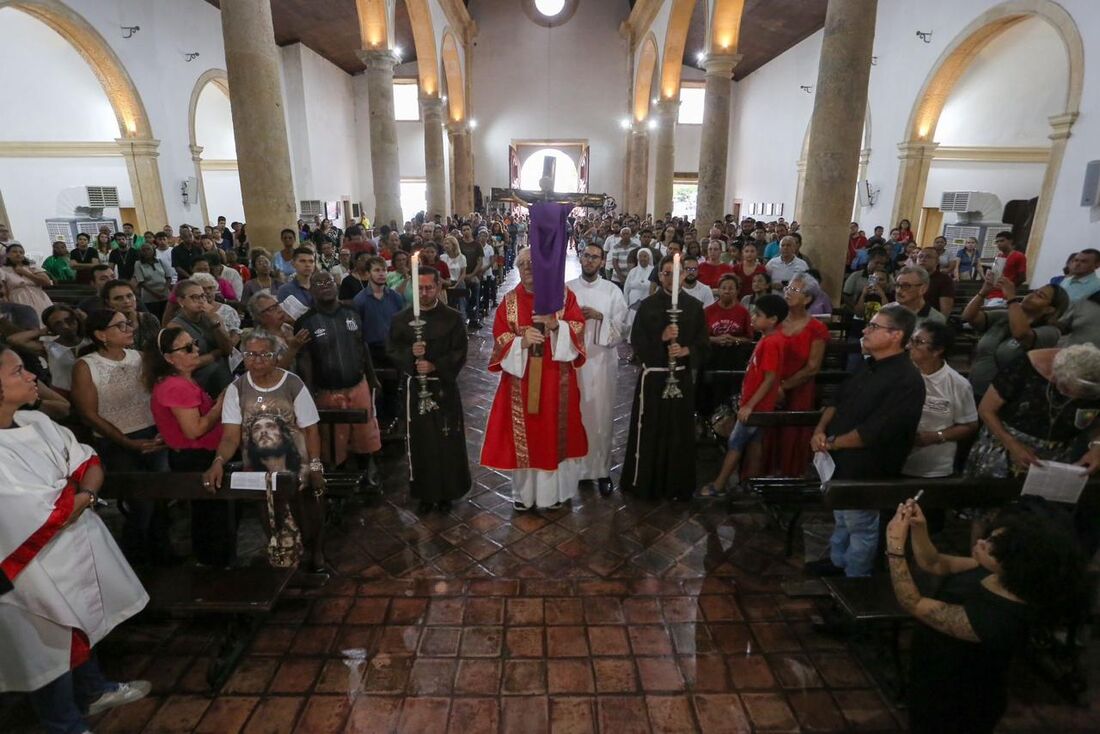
[481,286,589,471]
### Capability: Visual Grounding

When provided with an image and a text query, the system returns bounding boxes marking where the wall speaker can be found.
[1082,160,1100,207]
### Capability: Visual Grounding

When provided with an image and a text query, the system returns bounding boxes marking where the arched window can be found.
[518,148,580,193]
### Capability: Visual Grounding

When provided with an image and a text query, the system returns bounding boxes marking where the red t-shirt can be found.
[151,376,223,450]
[988,250,1027,299]
[741,332,785,413]
[732,261,766,298]
[705,302,751,339]
[698,261,735,288]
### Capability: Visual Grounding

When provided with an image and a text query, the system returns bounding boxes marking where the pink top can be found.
[151,375,223,450]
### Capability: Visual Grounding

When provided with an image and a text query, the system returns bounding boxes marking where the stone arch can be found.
[658,0,695,100]
[403,0,440,97]
[891,0,1083,269]
[0,0,166,230]
[187,69,231,226]
[356,0,392,50]
[633,33,660,122]
[709,0,746,53]
[440,30,465,122]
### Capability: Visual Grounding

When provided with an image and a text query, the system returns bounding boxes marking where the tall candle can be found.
[411,252,420,317]
[671,252,681,308]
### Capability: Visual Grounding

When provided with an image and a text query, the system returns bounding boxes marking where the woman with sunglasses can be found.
[72,309,169,565]
[145,327,233,567]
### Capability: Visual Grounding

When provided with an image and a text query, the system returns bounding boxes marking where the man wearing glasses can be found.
[679,254,716,308]
[893,266,946,328]
[806,304,925,578]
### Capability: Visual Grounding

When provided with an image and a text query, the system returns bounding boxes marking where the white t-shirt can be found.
[440,252,466,283]
[155,246,176,282]
[765,256,809,284]
[681,280,715,307]
[902,363,978,478]
[482,244,496,281]
[222,371,320,427]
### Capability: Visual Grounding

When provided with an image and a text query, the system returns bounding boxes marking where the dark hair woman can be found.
[72,309,169,565]
[886,500,1085,733]
[145,326,233,567]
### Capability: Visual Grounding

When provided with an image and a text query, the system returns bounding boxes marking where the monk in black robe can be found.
[387,266,471,513]
[621,256,708,500]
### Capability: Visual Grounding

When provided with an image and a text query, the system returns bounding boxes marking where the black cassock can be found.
[620,290,708,500]
[387,303,471,502]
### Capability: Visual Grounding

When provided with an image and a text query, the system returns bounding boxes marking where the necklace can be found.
[1045,382,1075,439]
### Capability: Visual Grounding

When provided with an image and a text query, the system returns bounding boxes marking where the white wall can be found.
[468,0,629,203]
[201,170,245,225]
[724,0,1100,282]
[195,85,236,159]
[924,160,1046,208]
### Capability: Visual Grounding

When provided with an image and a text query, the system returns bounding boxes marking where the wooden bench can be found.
[44,284,95,305]
[100,471,297,690]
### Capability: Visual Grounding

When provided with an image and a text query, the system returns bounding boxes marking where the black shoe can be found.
[438,500,453,513]
[597,478,614,497]
[417,500,435,514]
[578,479,596,490]
[804,557,846,577]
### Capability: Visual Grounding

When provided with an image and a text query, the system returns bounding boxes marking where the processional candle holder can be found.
[409,318,439,415]
[662,308,684,400]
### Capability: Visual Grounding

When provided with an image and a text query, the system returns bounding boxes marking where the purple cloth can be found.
[529,202,571,314]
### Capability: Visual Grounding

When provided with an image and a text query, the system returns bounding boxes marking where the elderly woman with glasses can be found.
[967,344,1100,478]
[246,289,310,370]
[202,330,327,572]
[145,326,231,567]
[72,309,169,564]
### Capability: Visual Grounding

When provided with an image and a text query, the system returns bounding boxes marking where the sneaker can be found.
[513,501,532,512]
[696,482,727,498]
[87,680,152,716]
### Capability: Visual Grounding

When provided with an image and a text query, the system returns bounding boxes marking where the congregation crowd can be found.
[1,205,1099,733]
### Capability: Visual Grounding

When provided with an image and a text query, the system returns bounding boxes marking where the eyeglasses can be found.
[579,253,602,261]
[784,287,805,295]
[684,267,698,273]
[105,321,134,332]
[895,282,921,290]
[166,341,199,354]
[864,322,900,333]
[908,337,932,347]
[243,351,276,361]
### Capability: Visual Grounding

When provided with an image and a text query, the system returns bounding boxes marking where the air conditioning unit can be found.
[939,191,1009,258]
[56,186,121,219]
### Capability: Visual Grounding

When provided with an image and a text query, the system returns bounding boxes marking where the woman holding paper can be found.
[967,344,1100,478]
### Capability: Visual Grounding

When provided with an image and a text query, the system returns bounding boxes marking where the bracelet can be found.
[308,459,324,472]
[213,455,225,464]
[936,430,946,444]
[886,551,905,559]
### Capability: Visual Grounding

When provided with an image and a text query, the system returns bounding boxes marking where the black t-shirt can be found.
[70,246,98,264]
[828,351,926,479]
[109,247,139,280]
[171,244,202,274]
[296,306,371,391]
[459,240,482,278]
[908,567,1031,731]
[338,274,368,302]
[992,356,1100,442]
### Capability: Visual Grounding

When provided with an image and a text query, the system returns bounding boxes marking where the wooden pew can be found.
[100,471,297,690]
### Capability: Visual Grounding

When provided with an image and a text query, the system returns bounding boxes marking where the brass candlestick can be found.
[410,319,439,414]
[662,308,683,399]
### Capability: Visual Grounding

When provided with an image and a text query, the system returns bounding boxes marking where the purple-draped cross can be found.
[529,201,572,314]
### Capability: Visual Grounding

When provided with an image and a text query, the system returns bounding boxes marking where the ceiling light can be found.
[620,118,631,129]
[648,119,658,130]
[469,119,478,129]
[535,0,566,16]
[394,45,403,59]
[696,51,706,63]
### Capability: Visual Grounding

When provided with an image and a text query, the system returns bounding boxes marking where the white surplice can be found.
[567,276,628,481]
[0,411,148,692]
[501,322,584,508]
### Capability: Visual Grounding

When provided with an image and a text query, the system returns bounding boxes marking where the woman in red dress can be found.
[767,273,828,476]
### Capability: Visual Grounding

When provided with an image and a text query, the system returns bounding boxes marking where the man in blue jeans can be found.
[807,304,925,577]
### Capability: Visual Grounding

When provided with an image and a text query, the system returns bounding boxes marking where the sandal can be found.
[696,482,727,498]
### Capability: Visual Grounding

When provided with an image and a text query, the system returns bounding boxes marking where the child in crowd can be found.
[699,294,789,496]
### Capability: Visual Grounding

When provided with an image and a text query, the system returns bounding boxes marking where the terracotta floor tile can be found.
[144,655,192,694]
[678,655,730,692]
[622,597,663,623]
[692,693,752,733]
[419,627,462,656]
[548,696,595,734]
[347,696,401,733]
[345,598,389,625]
[831,689,898,731]
[313,659,362,695]
[638,657,687,692]
[250,626,296,655]
[547,659,595,694]
[376,625,422,655]
[698,594,744,622]
[546,625,590,657]
[144,695,213,734]
[460,626,503,657]
[268,658,323,694]
[447,697,500,733]
[710,623,755,655]
[426,598,466,625]
[628,625,674,656]
[741,692,800,732]
[387,597,428,624]
[363,654,414,693]
[465,596,505,624]
[293,695,350,733]
[787,689,848,732]
[454,658,502,695]
[646,695,697,733]
[593,658,638,693]
[290,626,338,656]
[810,652,870,688]
[727,655,778,690]
[587,625,630,656]
[583,596,625,624]
[407,657,457,695]
[597,695,651,734]
[749,622,802,653]
[242,696,303,734]
[545,597,585,625]
[502,659,547,694]
[223,657,279,695]
[94,695,162,734]
[505,626,545,657]
[306,597,353,625]
[505,597,545,625]
[768,654,824,690]
[396,696,451,734]
[501,696,548,733]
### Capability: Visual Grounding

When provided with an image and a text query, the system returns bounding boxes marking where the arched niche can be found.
[187,69,239,226]
[518,147,581,193]
[891,0,1083,272]
[0,0,167,232]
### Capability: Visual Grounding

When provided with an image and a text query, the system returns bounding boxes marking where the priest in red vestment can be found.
[481,248,589,510]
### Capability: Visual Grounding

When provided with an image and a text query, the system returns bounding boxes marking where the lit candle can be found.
[411,252,420,317]
[671,252,681,308]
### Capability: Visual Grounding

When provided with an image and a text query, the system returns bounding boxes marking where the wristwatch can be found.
[936,430,946,444]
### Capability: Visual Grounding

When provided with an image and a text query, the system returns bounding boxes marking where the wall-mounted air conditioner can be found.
[939,191,1010,259]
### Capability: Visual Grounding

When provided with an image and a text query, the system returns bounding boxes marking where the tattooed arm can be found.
[888,555,980,642]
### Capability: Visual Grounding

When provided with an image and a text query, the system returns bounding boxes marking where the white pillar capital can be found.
[1048,112,1078,141]
[115,137,161,158]
[702,53,742,79]
[420,96,445,119]
[357,48,400,71]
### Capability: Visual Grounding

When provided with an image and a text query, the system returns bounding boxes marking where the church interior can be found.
[2,0,1100,732]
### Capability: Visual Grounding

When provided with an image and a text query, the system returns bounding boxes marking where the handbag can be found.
[264,473,303,568]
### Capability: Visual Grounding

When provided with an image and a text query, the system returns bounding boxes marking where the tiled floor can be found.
[3,257,1097,732]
